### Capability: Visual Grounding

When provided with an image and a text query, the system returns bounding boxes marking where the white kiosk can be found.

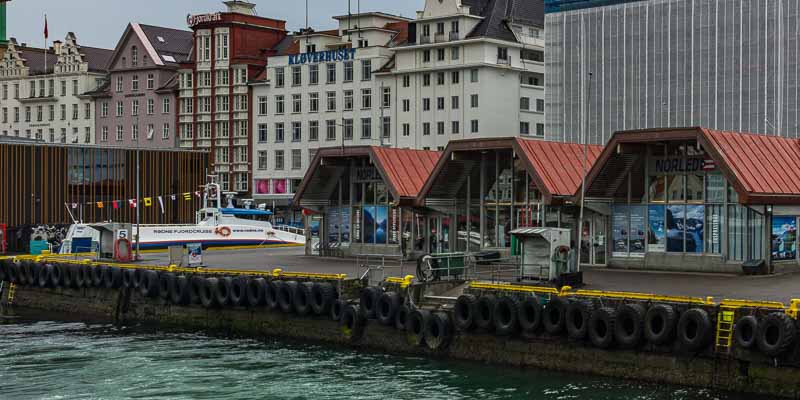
[511,228,571,281]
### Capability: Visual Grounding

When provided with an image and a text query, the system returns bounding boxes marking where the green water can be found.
[0,319,766,400]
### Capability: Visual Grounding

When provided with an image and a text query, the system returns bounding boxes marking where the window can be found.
[72,104,79,120]
[309,121,319,141]
[48,79,54,97]
[423,73,431,86]
[342,118,353,140]
[437,97,445,110]
[101,126,108,142]
[275,122,285,142]
[423,24,430,37]
[292,121,302,142]
[292,66,301,86]
[101,102,109,118]
[379,116,391,139]
[291,149,302,170]
[437,121,445,135]
[470,69,479,82]
[258,151,268,170]
[275,68,285,87]
[1,84,5,100]
[361,60,372,81]
[147,99,155,115]
[38,79,45,97]
[275,95,285,114]
[497,47,509,61]
[146,124,155,139]
[536,99,545,112]
[36,106,42,122]
[309,64,319,84]
[24,106,30,122]
[327,63,336,83]
[131,75,139,91]
[520,122,530,135]
[451,47,460,60]
[402,123,410,136]
[536,123,544,136]
[327,91,337,111]
[216,70,229,86]
[292,94,302,113]
[1,108,5,123]
[275,150,284,170]
[182,99,194,114]
[258,124,268,142]
[437,72,445,85]
[471,94,479,108]
[116,126,124,141]
[29,81,35,98]
[471,119,479,133]
[344,61,354,82]
[309,92,319,112]
[147,74,154,90]
[14,107,19,122]
[437,48,445,61]
[361,89,372,109]
[131,100,139,116]
[199,97,211,113]
[84,103,91,119]
[423,98,431,111]
[73,80,80,96]
[131,124,139,140]
[162,98,170,114]
[327,120,337,140]
[402,99,410,112]
[358,39,369,48]
[131,46,139,66]
[520,97,530,110]
[116,102,123,117]
[361,118,372,139]
[49,129,55,142]
[344,90,354,111]
[436,22,445,34]
[451,71,460,84]
[14,84,19,99]
[234,95,247,111]
[258,96,268,115]
[452,121,460,134]
[216,32,229,60]
[402,75,410,87]
[162,123,170,139]
[423,123,431,135]
[423,50,431,62]
[452,96,460,109]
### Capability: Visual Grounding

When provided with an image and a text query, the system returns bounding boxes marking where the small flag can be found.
[194,191,201,198]
[113,201,120,210]
[96,201,104,209]
[703,159,716,171]
[71,203,78,209]
[144,197,153,207]
[170,194,176,201]
[183,193,191,201]
[158,196,165,214]
[129,199,137,208]
[44,14,48,40]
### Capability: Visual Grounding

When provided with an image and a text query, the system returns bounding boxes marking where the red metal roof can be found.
[701,128,800,196]
[514,138,603,197]
[371,147,441,199]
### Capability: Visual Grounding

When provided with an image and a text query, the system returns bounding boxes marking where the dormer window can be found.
[306,44,316,53]
[131,46,138,66]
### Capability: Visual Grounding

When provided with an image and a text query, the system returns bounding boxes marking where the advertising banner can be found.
[612,205,629,256]
[647,205,666,252]
[187,243,203,266]
[686,205,705,253]
[772,216,798,261]
[629,206,646,256]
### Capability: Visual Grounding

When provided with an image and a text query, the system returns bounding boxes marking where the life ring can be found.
[215,226,232,237]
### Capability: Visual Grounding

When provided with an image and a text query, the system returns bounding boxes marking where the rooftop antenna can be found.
[358,0,362,38]
[347,0,352,41]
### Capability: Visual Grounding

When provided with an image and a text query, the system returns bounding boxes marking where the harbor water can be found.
[0,318,771,400]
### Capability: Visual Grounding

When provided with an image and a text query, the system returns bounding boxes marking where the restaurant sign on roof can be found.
[187,13,223,27]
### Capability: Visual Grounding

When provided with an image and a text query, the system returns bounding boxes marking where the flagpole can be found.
[43,14,47,73]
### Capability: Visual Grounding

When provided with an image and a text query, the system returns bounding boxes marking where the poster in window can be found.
[389,207,399,244]
[375,206,388,244]
[629,206,646,255]
[666,205,685,252]
[327,208,340,243]
[685,205,705,253]
[363,206,376,244]
[340,208,351,242]
[352,207,361,243]
[255,179,271,195]
[647,205,666,252]
[612,205,629,256]
[771,216,797,261]
[273,179,287,194]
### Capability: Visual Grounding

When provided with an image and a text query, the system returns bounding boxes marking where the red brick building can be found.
[177,1,287,194]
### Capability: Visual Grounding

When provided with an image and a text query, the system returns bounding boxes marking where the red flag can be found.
[44,15,48,40]
[113,201,119,210]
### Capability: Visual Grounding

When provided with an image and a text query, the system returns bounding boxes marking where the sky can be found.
[7,0,422,50]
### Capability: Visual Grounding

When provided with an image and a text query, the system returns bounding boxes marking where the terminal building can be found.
[544,0,800,144]
[253,0,546,224]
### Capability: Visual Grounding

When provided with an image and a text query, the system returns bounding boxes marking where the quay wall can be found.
[5,285,800,399]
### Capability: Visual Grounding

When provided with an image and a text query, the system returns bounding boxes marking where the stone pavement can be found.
[134,247,800,304]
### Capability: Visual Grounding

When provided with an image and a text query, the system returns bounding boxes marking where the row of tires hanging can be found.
[0,260,340,317]
[452,292,797,357]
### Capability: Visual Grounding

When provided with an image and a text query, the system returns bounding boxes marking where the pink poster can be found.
[255,179,271,194]
[273,179,287,194]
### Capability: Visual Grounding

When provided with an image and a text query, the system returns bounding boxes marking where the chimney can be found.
[53,40,62,55]
[223,1,256,15]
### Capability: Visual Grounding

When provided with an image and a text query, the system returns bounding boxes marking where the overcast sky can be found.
[7,0,422,49]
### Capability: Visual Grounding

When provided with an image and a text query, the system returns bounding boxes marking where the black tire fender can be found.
[331,299,347,321]
[518,296,543,334]
[246,277,268,307]
[589,307,616,349]
[360,286,382,319]
[189,275,205,305]
[614,303,646,349]
[406,309,431,346]
[104,266,123,289]
[277,281,298,313]
[74,264,87,288]
[544,296,569,335]
[757,312,796,357]
[377,291,402,326]
[265,280,280,310]
[6,261,19,284]
[454,294,478,331]
[158,273,175,301]
[215,277,234,307]
[425,312,453,351]
[340,304,366,342]
[122,268,135,289]
[38,264,52,288]
[50,264,65,288]
[734,315,758,349]
[132,268,144,289]
[139,270,160,298]
[200,277,219,308]
[395,304,410,331]
[294,282,314,315]
[230,277,249,307]
[475,295,497,331]
[311,282,337,316]
[170,275,191,305]
[566,300,594,340]
[677,308,713,352]
[493,296,520,336]
[91,266,105,288]
[644,304,678,345]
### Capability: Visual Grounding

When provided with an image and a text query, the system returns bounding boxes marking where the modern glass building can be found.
[545,0,800,144]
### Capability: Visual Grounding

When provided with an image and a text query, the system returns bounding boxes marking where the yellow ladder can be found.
[715,307,736,354]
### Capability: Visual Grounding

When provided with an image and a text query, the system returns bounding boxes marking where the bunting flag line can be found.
[96,202,104,209]
[170,194,176,201]
[144,197,153,207]
[67,190,202,211]
[71,203,78,209]
[113,201,120,210]
[194,191,201,198]
[183,193,192,201]
[158,196,165,214]
[128,199,137,209]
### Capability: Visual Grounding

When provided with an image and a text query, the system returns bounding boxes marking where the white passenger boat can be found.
[59,179,305,253]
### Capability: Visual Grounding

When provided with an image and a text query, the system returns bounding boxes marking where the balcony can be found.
[497,56,511,66]
[420,35,432,44]
[434,33,447,43]
[450,31,460,41]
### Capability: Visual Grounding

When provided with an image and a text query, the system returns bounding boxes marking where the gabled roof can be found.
[463,0,544,41]
[582,127,800,204]
[138,24,194,65]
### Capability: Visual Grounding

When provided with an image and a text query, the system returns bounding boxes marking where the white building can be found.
[0,33,112,144]
[252,0,545,223]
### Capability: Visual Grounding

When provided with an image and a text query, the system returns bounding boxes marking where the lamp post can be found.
[576,72,593,272]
